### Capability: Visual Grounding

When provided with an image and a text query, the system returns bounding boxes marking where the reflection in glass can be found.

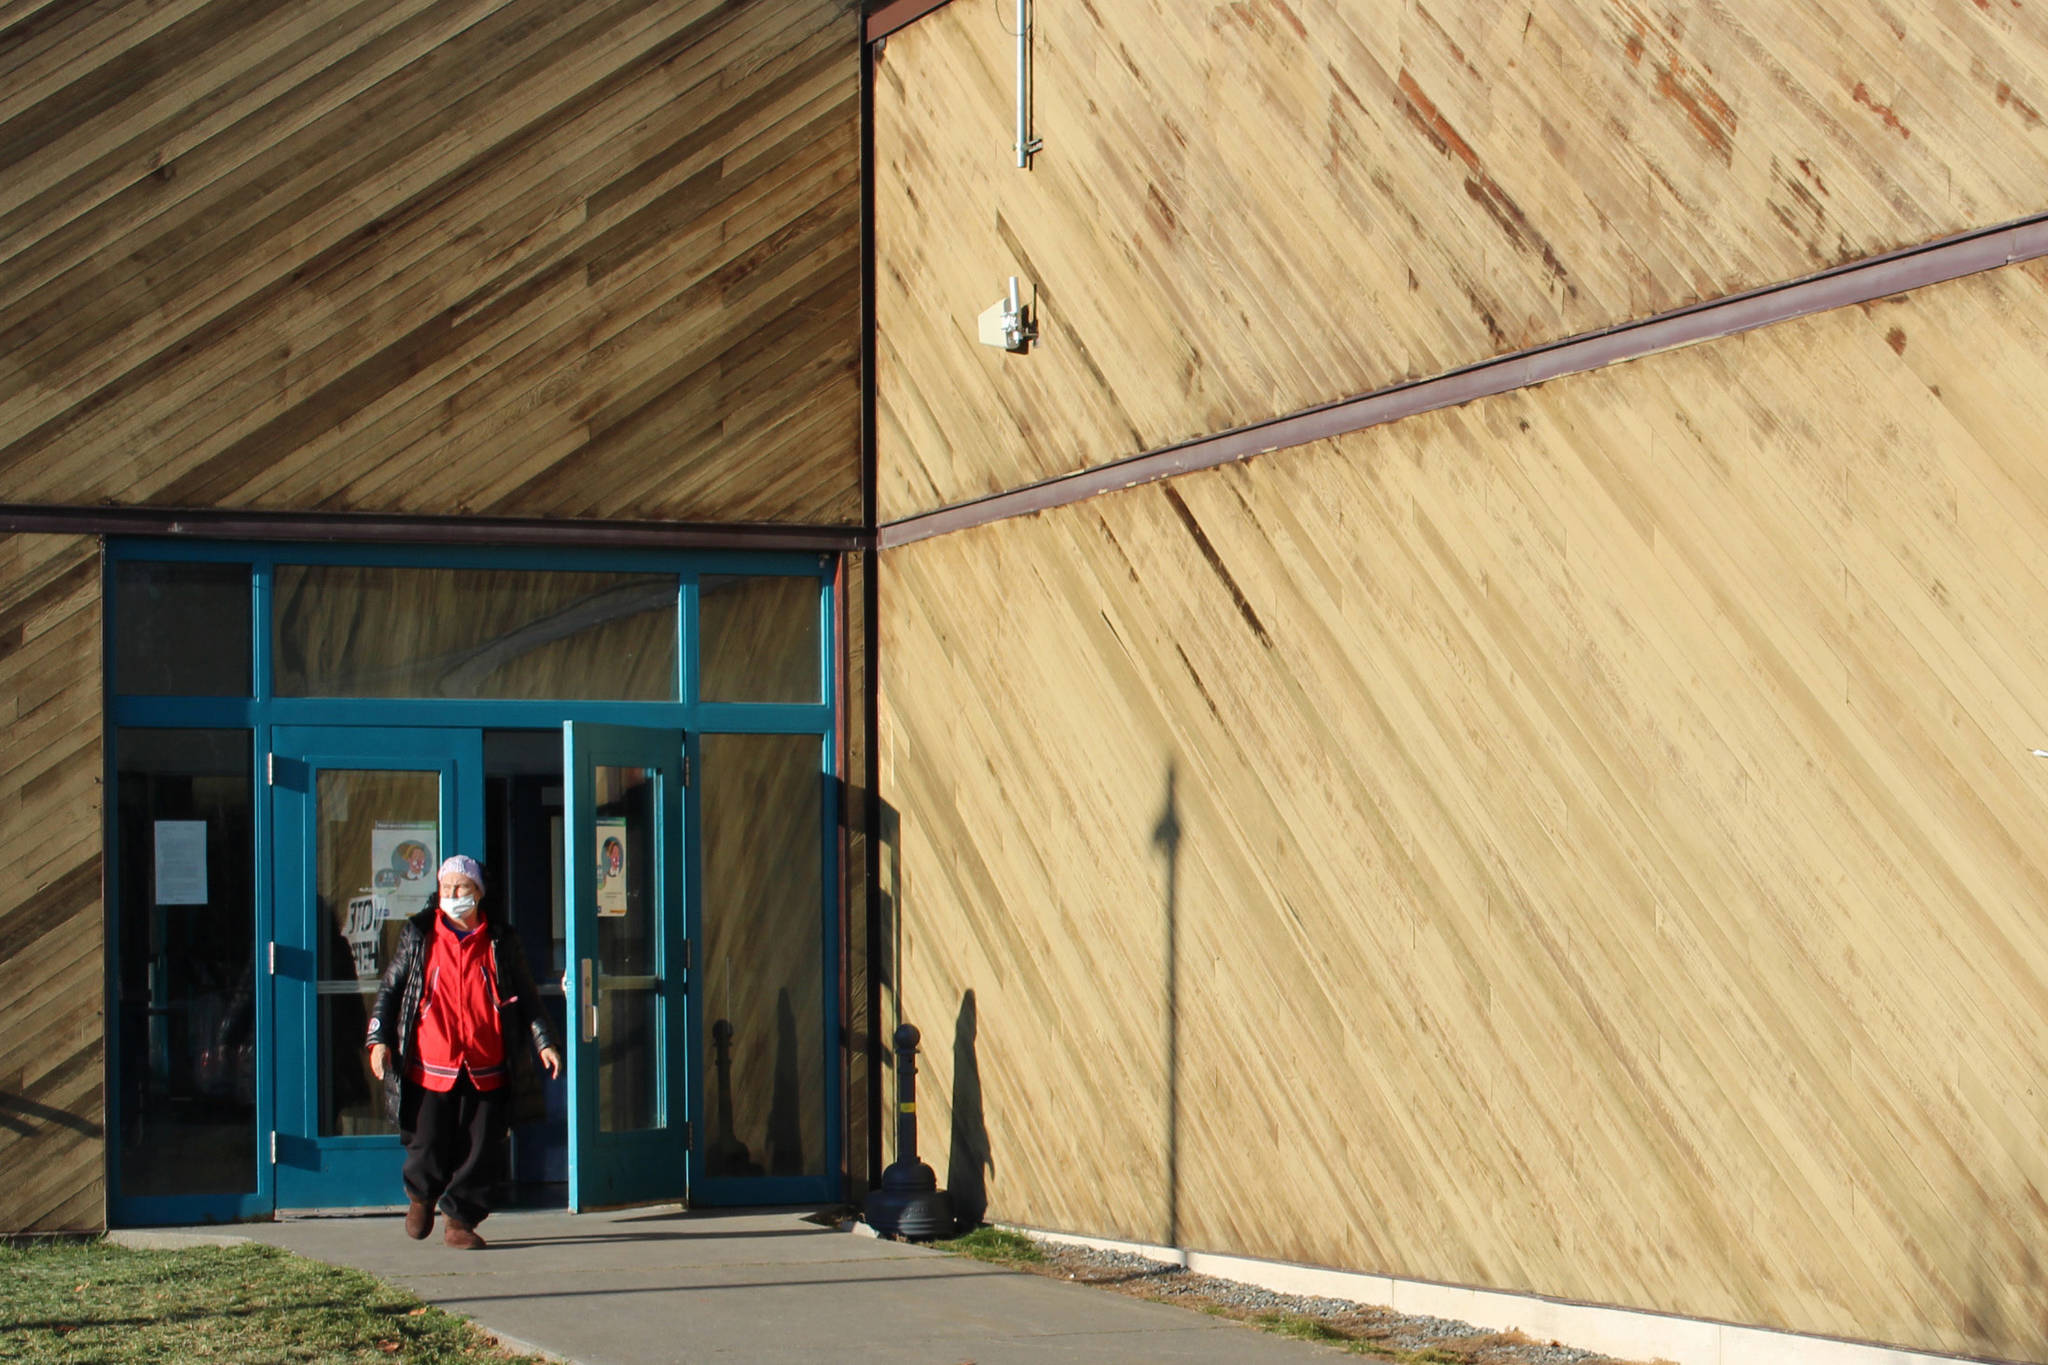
[594,766,661,1133]
[115,729,256,1197]
[699,575,820,704]
[114,561,252,696]
[274,565,676,700]
[700,733,825,1178]
[316,770,439,1136]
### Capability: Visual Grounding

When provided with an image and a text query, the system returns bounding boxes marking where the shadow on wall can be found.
[0,1092,103,1138]
[877,795,900,1114]
[948,989,991,1227]
[889,763,1185,1245]
[1153,762,1181,1249]
[1958,1103,2048,1360]
[769,988,804,1176]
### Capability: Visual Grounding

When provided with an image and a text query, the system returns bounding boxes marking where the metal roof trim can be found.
[878,213,2048,549]
[0,504,869,553]
[867,0,958,43]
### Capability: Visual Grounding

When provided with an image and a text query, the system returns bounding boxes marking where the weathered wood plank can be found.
[879,262,2048,1362]
[0,0,860,526]
[0,0,215,128]
[0,534,103,1235]
[874,0,2048,518]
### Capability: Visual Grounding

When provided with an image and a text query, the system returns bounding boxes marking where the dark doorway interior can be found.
[483,729,570,1204]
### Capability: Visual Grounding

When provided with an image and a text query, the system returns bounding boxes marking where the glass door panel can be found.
[564,724,688,1210]
[111,728,264,1221]
[271,727,481,1210]
[593,764,661,1133]
[693,732,835,1204]
[315,769,438,1137]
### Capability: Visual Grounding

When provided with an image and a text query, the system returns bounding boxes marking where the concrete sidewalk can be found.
[173,1207,1344,1363]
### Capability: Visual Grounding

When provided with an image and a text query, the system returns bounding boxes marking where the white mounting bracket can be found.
[978,277,1037,354]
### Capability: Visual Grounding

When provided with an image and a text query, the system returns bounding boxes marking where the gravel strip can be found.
[1016,1239,1645,1364]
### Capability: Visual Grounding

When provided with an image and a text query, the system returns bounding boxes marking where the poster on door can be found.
[595,819,628,917]
[371,821,438,922]
[344,894,383,978]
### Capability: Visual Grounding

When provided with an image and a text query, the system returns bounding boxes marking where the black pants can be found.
[398,1076,508,1226]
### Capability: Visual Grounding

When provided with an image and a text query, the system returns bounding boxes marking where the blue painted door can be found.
[269,726,483,1209]
[563,721,692,1210]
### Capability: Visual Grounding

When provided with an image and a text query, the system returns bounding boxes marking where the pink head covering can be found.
[438,854,485,894]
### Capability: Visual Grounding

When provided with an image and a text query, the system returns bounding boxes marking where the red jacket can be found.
[409,912,507,1091]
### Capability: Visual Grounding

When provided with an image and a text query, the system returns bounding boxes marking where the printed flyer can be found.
[595,819,628,917]
[370,821,438,922]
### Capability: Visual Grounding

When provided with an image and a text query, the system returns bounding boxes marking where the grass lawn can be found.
[0,1239,546,1364]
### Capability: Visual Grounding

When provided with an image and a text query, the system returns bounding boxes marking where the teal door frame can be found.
[268,726,483,1210]
[103,538,841,1226]
[563,721,693,1210]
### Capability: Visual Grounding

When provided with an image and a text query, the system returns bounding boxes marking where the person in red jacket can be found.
[368,855,562,1249]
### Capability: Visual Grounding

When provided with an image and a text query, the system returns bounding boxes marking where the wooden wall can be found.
[0,0,861,525]
[878,260,2048,1362]
[0,535,105,1233]
[873,0,2048,518]
[839,550,873,1193]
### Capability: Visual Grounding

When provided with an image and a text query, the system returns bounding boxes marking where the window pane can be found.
[274,565,676,700]
[113,561,251,696]
[700,733,825,1178]
[699,576,820,704]
[593,765,662,1134]
[115,729,256,1198]
[315,769,440,1136]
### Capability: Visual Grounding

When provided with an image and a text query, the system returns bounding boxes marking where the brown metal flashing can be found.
[0,504,869,553]
[878,213,2048,549]
[866,0,957,43]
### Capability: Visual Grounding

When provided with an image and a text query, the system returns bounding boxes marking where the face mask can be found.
[443,895,478,915]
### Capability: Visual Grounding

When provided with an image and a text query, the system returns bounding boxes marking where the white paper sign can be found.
[343,894,382,978]
[154,821,208,905]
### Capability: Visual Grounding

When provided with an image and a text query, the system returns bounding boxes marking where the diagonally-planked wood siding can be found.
[0,0,861,525]
[879,259,2048,1362]
[0,534,105,1234]
[873,0,2048,519]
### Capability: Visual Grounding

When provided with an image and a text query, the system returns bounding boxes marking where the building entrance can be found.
[107,544,840,1226]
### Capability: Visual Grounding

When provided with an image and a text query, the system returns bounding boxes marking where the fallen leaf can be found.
[406,1307,429,1316]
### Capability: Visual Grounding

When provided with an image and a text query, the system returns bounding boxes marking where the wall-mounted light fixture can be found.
[978,277,1037,354]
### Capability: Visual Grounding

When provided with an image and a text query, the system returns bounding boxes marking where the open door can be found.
[270,726,482,1210]
[563,721,691,1210]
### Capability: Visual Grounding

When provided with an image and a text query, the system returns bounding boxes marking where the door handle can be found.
[580,958,597,1043]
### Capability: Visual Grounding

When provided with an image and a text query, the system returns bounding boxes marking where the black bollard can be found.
[863,1024,954,1239]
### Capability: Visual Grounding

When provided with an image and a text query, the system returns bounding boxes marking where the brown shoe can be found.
[442,1217,487,1251]
[404,1199,434,1241]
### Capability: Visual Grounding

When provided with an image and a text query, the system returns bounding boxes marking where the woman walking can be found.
[367,855,562,1249]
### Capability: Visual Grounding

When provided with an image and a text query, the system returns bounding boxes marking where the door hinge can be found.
[266,752,275,785]
[681,752,691,787]
[270,1132,278,1165]
[268,941,277,975]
